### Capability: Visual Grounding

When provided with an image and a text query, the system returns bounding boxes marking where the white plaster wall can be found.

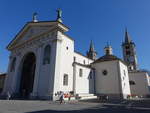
[118,62,131,98]
[129,71,150,96]
[59,32,74,92]
[74,52,93,65]
[37,31,62,98]
[36,30,75,98]
[47,38,61,98]
[92,61,121,95]
[74,64,93,94]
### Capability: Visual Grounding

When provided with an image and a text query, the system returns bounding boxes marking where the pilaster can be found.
[32,44,43,97]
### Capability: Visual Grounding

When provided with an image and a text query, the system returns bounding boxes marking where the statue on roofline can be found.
[56,9,62,23]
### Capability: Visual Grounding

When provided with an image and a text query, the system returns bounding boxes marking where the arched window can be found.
[63,74,68,86]
[43,45,51,65]
[10,57,16,72]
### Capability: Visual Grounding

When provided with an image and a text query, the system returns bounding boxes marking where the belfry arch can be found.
[19,52,36,98]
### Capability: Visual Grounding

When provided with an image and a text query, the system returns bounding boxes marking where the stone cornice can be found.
[7,21,70,50]
[73,62,91,69]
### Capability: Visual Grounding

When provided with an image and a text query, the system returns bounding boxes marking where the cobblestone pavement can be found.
[0,99,150,113]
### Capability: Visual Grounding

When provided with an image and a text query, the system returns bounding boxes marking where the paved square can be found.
[0,100,150,113]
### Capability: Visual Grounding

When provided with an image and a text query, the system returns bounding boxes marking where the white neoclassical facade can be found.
[2,10,150,100]
[2,19,95,100]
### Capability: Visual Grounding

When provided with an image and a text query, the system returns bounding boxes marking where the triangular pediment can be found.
[7,21,69,50]
[18,26,51,43]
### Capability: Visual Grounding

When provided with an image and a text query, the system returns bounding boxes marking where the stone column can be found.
[11,53,22,94]
[32,44,43,97]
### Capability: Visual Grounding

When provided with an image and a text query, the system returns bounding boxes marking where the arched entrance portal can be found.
[20,52,36,98]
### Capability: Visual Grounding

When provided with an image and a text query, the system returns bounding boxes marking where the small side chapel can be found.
[2,9,150,100]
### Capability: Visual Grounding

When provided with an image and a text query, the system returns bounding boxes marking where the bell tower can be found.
[87,40,97,60]
[122,29,138,70]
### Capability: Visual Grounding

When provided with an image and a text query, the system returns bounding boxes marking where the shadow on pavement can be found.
[26,105,150,113]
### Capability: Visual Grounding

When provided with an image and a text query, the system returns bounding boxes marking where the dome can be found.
[93,54,126,64]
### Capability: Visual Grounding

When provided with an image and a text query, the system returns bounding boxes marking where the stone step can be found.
[78,93,95,97]
[80,96,97,100]
[77,93,97,100]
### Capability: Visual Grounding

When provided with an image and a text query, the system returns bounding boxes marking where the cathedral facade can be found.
[2,10,150,100]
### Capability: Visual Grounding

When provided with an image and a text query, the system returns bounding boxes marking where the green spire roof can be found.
[125,28,131,43]
[89,40,95,52]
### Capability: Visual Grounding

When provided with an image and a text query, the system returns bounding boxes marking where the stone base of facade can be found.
[0,91,54,100]
[130,94,150,98]
[96,93,124,100]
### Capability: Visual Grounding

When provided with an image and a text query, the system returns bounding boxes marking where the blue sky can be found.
[0,0,150,73]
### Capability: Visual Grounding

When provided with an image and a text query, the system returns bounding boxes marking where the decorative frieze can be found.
[10,32,56,56]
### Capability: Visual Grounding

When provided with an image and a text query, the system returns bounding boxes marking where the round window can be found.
[102,70,108,75]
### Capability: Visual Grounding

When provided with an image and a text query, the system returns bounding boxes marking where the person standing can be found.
[7,92,11,100]
[68,93,71,101]
[59,92,64,104]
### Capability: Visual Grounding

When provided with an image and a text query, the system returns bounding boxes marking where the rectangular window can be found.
[79,69,83,77]
[63,74,68,86]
